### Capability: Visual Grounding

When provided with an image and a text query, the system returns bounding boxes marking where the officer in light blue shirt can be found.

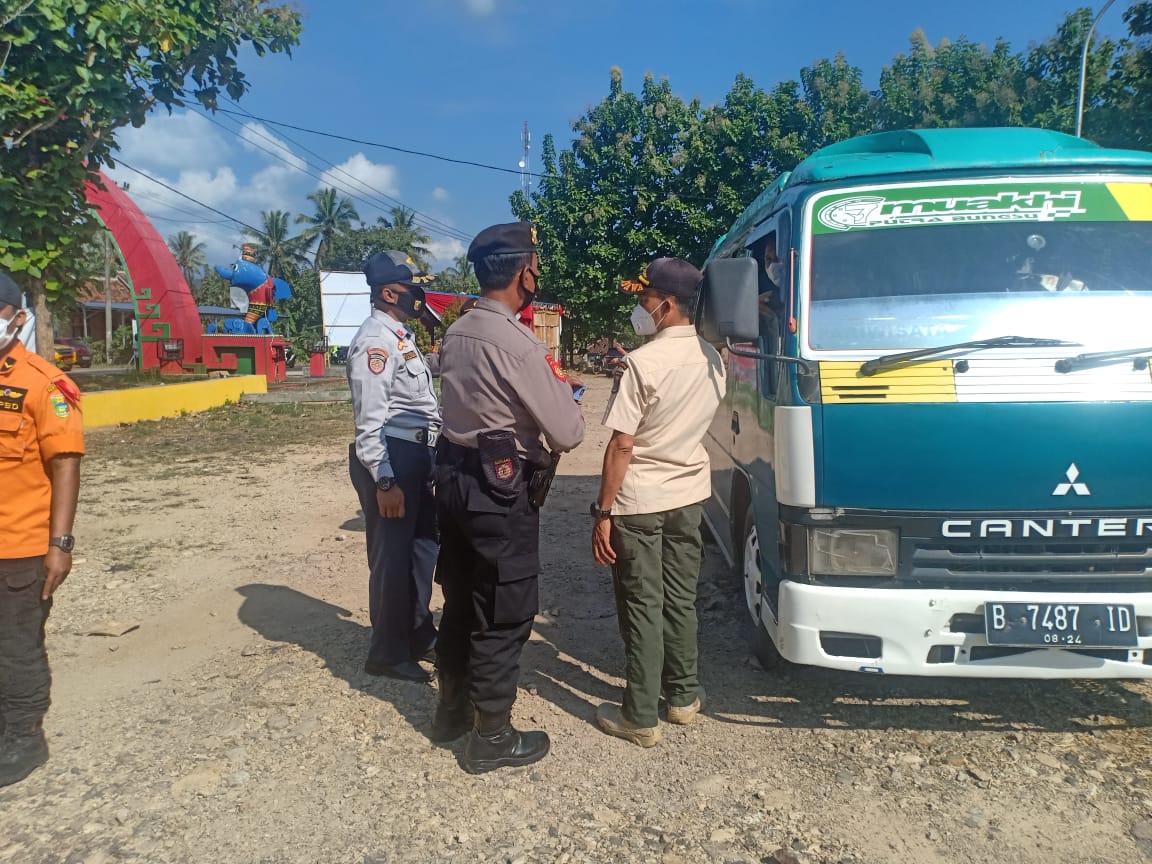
[347,250,440,683]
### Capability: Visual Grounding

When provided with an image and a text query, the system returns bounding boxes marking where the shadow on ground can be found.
[236,583,443,743]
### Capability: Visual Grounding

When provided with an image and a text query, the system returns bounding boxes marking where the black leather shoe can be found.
[462,709,549,774]
[363,659,431,682]
[0,727,48,788]
[430,672,474,743]
[414,647,437,665]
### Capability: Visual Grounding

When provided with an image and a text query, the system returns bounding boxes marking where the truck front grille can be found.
[906,540,1152,591]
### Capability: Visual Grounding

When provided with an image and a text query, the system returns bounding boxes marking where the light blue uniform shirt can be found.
[347,308,439,481]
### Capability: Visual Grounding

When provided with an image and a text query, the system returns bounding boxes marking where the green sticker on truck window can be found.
[810,182,1147,234]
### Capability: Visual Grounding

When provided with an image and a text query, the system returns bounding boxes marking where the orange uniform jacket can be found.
[0,341,85,559]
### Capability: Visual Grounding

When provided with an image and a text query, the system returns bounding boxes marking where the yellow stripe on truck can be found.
[820,360,958,403]
[1107,182,1152,220]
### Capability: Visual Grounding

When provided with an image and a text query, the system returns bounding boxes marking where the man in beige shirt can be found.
[591,257,725,747]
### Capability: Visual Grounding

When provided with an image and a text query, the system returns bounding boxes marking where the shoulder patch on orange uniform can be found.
[545,353,566,382]
[51,377,81,406]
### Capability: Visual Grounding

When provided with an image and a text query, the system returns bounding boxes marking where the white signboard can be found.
[319,270,371,349]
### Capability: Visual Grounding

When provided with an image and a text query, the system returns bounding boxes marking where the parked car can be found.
[59,338,93,368]
[331,345,349,365]
[53,344,77,372]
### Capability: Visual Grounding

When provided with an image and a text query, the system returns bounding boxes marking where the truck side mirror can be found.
[698,257,760,343]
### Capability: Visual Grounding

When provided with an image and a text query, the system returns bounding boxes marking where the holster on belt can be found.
[476,430,521,504]
[527,450,561,510]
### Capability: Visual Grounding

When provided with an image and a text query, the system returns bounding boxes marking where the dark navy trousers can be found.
[0,557,52,732]
[349,439,437,667]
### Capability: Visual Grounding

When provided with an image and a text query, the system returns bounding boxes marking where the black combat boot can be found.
[429,671,474,744]
[0,723,49,788]
[461,709,549,774]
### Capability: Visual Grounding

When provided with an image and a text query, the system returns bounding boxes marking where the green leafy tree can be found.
[279,267,323,347]
[324,223,432,273]
[874,30,1029,130]
[435,253,479,295]
[1094,2,1152,147]
[167,230,207,288]
[0,0,302,359]
[195,269,233,308]
[295,187,360,268]
[242,210,309,280]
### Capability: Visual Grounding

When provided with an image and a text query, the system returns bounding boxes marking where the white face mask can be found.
[0,311,22,353]
[630,300,667,337]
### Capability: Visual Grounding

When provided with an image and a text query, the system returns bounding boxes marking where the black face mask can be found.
[518,270,538,313]
[393,286,426,319]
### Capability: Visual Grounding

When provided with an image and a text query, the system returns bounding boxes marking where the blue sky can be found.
[109,0,1128,271]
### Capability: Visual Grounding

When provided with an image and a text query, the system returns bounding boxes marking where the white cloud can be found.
[465,0,496,14]
[318,153,399,198]
[239,122,307,172]
[114,111,230,172]
[426,238,466,271]
[432,187,451,202]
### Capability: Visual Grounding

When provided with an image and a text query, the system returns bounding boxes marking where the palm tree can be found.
[437,252,478,294]
[167,230,207,287]
[295,187,360,269]
[379,206,432,270]
[242,210,310,280]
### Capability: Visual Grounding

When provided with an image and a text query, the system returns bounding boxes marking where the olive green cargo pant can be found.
[609,503,704,728]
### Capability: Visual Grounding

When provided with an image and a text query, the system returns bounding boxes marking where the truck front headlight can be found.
[808,528,898,577]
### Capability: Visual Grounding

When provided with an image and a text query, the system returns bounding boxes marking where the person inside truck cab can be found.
[756,237,786,340]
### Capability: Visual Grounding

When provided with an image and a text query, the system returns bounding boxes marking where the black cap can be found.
[466,222,538,263]
[0,272,22,309]
[364,250,421,288]
[620,257,702,299]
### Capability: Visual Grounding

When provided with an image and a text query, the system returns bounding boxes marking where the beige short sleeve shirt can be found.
[602,326,725,516]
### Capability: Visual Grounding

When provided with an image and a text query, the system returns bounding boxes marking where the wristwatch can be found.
[376,476,397,492]
[49,535,75,553]
[590,503,612,520]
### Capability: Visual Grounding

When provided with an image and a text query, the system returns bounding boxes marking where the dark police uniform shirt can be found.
[439,298,584,459]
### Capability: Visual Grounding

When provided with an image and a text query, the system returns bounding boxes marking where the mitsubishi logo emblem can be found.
[1052,463,1091,496]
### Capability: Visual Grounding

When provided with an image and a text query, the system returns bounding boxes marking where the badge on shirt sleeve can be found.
[367,347,389,375]
[49,393,69,417]
[0,386,27,413]
[545,353,567,382]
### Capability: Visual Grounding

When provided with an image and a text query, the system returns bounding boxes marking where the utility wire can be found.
[114,159,261,234]
[216,106,550,180]
[199,107,472,245]
[221,97,472,242]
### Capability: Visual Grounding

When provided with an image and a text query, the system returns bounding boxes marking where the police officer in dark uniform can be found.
[432,223,585,772]
[348,251,440,683]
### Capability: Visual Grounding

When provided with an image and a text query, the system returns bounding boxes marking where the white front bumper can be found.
[774,580,1152,678]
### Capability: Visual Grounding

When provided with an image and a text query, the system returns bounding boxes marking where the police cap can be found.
[0,272,22,310]
[620,257,703,299]
[466,222,538,263]
[364,250,422,288]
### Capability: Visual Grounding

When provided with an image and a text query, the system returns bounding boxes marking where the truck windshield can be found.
[808,216,1152,352]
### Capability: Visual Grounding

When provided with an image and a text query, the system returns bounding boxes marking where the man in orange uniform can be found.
[0,272,84,787]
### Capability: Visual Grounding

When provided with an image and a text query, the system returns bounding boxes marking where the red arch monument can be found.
[84,172,286,379]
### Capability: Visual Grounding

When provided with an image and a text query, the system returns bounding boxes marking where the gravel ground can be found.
[2,380,1152,864]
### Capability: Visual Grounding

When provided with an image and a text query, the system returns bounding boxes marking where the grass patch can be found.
[86,400,351,463]
[72,369,218,393]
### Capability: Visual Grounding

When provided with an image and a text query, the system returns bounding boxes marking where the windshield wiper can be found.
[1055,346,1152,374]
[859,336,1081,377]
